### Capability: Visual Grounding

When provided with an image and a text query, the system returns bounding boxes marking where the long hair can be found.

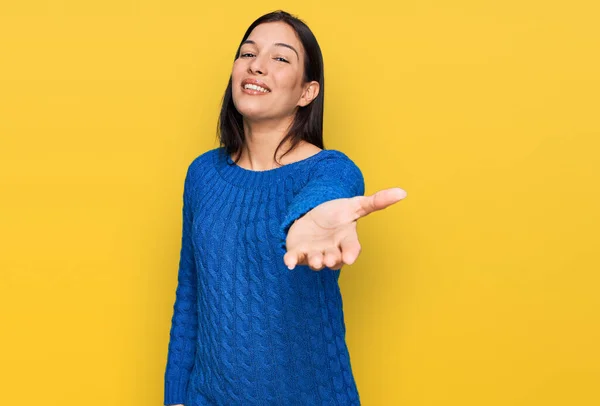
[216,10,325,165]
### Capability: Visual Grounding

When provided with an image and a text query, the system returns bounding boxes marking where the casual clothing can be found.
[164,146,365,405]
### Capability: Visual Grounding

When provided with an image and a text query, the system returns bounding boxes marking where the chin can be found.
[233,100,267,118]
[240,112,271,122]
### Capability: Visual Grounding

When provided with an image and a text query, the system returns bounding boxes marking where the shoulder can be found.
[307,149,365,196]
[181,148,221,198]
[185,147,221,176]
[311,149,363,176]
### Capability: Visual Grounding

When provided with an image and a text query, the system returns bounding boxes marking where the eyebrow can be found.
[241,40,299,60]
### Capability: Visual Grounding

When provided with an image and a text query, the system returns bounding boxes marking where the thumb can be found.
[356,187,407,218]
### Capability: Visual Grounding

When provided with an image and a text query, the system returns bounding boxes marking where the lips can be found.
[241,78,271,92]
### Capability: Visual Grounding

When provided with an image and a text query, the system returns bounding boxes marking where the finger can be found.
[356,187,407,218]
[329,262,343,271]
[322,246,343,269]
[339,234,362,265]
[283,251,297,270]
[283,249,307,270]
[307,249,325,271]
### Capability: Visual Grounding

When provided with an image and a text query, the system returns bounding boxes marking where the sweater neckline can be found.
[213,146,332,189]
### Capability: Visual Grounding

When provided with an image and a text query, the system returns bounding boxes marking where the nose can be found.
[248,53,267,75]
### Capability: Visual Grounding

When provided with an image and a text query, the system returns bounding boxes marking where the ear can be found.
[297,81,320,107]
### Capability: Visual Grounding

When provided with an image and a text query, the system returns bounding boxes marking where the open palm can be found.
[283,187,407,271]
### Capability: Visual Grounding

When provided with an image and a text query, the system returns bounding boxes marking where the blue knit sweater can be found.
[164,146,365,406]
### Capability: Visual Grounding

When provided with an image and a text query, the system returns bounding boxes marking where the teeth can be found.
[244,84,270,93]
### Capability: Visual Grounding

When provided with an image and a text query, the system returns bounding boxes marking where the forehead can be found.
[245,22,301,50]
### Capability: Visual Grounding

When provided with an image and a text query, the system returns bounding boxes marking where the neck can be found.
[235,116,296,171]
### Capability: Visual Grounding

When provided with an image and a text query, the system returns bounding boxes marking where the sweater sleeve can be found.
[279,153,365,246]
[164,162,199,405]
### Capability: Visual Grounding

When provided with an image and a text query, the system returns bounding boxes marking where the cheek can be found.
[277,73,301,93]
[231,62,245,83]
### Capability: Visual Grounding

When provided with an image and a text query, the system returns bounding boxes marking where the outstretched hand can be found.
[283,187,407,271]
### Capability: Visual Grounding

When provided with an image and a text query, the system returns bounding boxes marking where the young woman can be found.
[163,10,406,406]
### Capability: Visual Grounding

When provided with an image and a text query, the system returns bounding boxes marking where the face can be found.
[231,21,319,122]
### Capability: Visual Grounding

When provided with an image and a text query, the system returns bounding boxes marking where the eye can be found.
[239,52,289,63]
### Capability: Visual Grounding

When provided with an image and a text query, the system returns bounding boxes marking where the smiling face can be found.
[231,21,319,123]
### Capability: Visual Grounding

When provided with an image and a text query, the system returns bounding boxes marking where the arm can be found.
[280,154,406,271]
[163,163,199,405]
[279,153,365,247]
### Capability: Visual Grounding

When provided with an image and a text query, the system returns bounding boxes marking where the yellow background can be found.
[1,1,598,405]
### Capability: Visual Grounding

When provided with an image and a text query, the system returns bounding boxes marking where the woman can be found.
[164,10,406,406]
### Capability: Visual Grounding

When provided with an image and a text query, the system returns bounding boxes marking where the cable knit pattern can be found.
[164,146,365,406]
